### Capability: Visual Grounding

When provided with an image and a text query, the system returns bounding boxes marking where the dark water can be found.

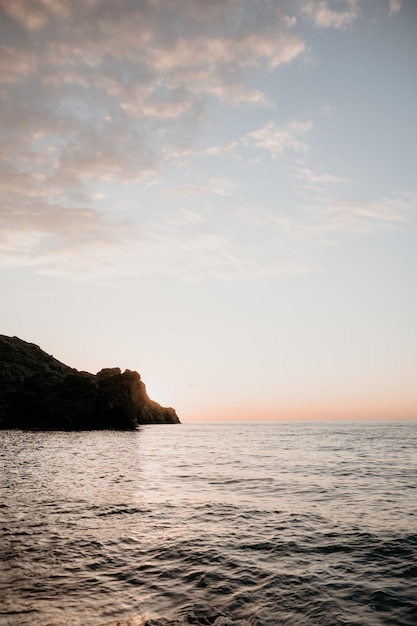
[1,422,416,626]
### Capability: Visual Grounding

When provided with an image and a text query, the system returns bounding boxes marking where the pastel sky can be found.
[1,0,416,421]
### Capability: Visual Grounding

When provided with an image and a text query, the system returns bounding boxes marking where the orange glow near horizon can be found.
[145,374,417,423]
[175,398,417,423]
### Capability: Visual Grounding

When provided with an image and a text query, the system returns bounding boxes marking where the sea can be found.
[1,421,416,626]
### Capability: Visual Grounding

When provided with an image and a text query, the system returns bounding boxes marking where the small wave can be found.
[100,612,251,626]
[96,506,149,517]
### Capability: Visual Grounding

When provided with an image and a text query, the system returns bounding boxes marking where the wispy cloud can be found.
[170,178,236,197]
[1,183,414,282]
[302,0,361,29]
[244,121,313,157]
[203,142,238,157]
[302,0,403,30]
[299,193,417,235]
[0,201,136,275]
[294,167,349,185]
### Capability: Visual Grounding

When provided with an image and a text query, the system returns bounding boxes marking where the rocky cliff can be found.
[0,335,180,429]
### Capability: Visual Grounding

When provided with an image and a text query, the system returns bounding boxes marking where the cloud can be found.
[388,0,402,15]
[0,201,136,275]
[244,120,313,157]
[247,189,416,237]
[0,0,305,116]
[0,198,238,282]
[302,0,360,29]
[0,46,36,83]
[170,178,235,197]
[151,32,305,74]
[0,0,69,32]
[0,0,413,284]
[1,185,414,283]
[0,0,306,227]
[295,167,349,185]
[299,193,416,235]
[203,142,238,157]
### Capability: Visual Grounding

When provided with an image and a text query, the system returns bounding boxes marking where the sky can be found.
[1,0,416,422]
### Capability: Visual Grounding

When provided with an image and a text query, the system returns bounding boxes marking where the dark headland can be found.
[0,334,180,430]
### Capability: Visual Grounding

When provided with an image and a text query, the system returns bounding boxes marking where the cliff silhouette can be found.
[0,335,180,429]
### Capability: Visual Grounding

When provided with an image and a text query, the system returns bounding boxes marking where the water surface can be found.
[1,422,416,625]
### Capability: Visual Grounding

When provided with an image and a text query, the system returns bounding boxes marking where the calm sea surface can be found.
[1,422,416,626]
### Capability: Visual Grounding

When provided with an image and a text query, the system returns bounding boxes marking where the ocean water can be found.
[1,422,416,626]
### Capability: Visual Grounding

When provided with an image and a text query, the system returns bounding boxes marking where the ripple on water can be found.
[1,423,417,626]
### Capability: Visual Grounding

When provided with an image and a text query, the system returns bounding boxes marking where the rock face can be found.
[0,335,180,430]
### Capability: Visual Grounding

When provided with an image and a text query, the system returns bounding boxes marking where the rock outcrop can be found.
[0,335,180,430]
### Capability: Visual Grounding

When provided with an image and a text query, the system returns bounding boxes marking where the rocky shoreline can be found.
[0,335,180,430]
